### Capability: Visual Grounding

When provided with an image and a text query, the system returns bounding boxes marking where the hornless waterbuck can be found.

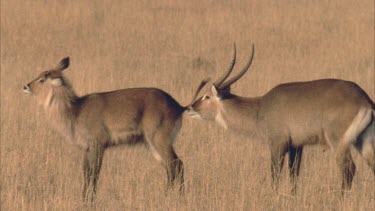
[188,44,375,195]
[23,57,192,201]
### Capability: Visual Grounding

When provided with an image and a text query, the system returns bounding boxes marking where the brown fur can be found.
[23,57,186,202]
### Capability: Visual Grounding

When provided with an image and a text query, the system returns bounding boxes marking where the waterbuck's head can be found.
[187,44,254,122]
[23,57,72,107]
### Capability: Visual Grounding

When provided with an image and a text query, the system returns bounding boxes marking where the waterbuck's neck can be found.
[43,84,78,144]
[218,95,260,135]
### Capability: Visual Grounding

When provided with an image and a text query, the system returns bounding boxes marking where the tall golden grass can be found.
[1,0,374,210]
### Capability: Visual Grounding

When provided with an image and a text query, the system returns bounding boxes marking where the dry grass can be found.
[1,0,374,210]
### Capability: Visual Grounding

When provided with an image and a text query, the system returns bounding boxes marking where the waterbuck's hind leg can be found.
[163,148,184,194]
[270,143,288,192]
[148,129,184,195]
[161,147,184,194]
[355,116,375,175]
[288,146,304,195]
[82,144,105,203]
[336,150,356,196]
[336,108,373,196]
[168,148,184,194]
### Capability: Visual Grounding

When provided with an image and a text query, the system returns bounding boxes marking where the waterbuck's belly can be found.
[288,125,343,151]
[290,134,326,147]
[104,113,144,146]
[109,129,144,146]
[288,124,326,147]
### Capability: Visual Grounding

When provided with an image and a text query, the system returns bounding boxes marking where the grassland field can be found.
[1,0,374,210]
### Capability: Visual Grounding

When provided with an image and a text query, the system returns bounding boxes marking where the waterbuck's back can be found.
[74,88,184,146]
[259,79,374,147]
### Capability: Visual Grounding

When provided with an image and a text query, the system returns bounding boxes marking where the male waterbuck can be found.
[188,44,375,195]
[23,57,189,201]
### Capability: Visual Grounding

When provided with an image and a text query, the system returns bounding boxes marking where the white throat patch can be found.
[215,111,227,129]
[214,99,227,129]
[44,89,53,108]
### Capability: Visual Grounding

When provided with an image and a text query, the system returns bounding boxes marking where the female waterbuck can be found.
[188,44,375,195]
[23,57,189,201]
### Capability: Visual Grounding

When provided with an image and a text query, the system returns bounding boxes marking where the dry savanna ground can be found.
[1,0,374,210]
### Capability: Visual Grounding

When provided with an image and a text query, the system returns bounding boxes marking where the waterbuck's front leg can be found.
[288,146,304,195]
[269,142,288,192]
[82,152,91,202]
[82,144,105,203]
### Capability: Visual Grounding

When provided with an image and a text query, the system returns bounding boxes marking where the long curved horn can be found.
[219,44,254,89]
[213,43,236,87]
[188,78,211,106]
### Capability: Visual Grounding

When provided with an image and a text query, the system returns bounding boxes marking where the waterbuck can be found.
[23,57,191,201]
[187,44,375,195]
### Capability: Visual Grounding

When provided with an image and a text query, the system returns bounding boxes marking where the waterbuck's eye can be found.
[202,95,211,100]
[38,78,45,83]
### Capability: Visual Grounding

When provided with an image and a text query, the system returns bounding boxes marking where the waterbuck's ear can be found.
[57,57,70,71]
[51,78,63,86]
[211,85,218,97]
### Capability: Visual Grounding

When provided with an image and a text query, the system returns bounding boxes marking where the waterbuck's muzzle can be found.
[187,106,193,114]
[187,106,201,119]
[23,85,31,94]
[187,106,196,114]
